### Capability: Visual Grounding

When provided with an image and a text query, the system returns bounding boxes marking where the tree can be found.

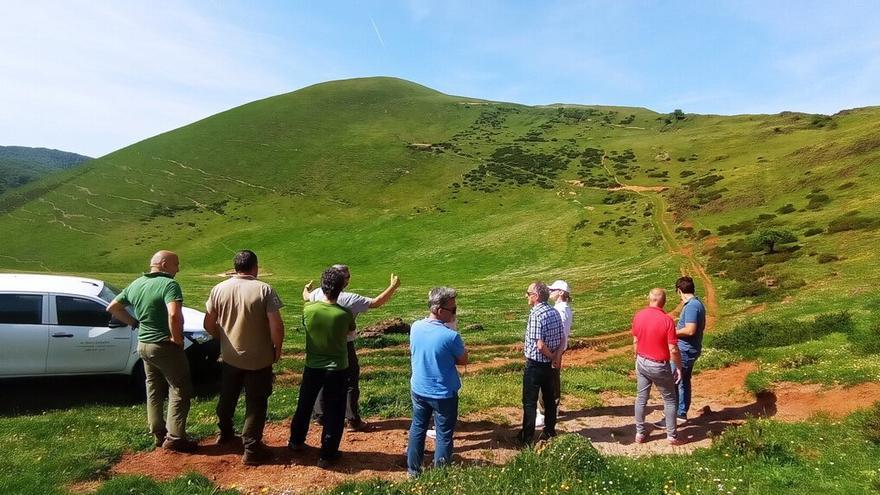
[751,229,798,254]
[672,109,686,120]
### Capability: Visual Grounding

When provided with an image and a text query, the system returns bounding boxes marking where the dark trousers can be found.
[313,341,361,423]
[290,366,348,460]
[538,367,561,414]
[216,363,273,452]
[521,359,557,444]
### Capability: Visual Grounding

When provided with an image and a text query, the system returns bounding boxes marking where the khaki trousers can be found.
[138,341,193,440]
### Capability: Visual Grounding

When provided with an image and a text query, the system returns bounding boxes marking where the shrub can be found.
[779,352,820,369]
[806,192,831,210]
[804,227,824,237]
[713,311,854,351]
[817,253,840,263]
[827,214,880,233]
[857,402,880,444]
[750,229,798,253]
[849,321,880,355]
[776,203,796,214]
[727,281,769,299]
[712,420,800,464]
[538,434,605,473]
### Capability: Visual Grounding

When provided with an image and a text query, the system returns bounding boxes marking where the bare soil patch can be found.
[109,360,880,494]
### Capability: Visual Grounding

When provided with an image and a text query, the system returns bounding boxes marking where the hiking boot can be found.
[287,441,305,453]
[346,419,368,432]
[426,429,437,439]
[242,445,271,466]
[317,452,341,469]
[668,437,687,446]
[162,437,198,453]
[153,431,167,447]
[216,432,239,445]
[635,433,647,444]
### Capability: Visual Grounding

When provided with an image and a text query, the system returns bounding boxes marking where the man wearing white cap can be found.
[537,280,573,427]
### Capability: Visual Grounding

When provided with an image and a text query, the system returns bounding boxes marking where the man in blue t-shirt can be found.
[672,276,706,422]
[406,287,468,478]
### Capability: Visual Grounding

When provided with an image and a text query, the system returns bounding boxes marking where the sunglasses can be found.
[440,305,457,314]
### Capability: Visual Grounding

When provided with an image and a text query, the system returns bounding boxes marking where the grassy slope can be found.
[1,78,880,494]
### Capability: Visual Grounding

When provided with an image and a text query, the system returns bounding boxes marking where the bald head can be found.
[149,250,180,277]
[647,287,666,308]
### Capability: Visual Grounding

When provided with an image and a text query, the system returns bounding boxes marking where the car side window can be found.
[56,296,111,327]
[0,294,43,324]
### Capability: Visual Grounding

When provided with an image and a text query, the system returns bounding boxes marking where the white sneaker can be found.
[536,412,545,428]
[426,429,436,439]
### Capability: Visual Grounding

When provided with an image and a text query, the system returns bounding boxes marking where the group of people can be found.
[106,249,704,475]
[106,249,400,467]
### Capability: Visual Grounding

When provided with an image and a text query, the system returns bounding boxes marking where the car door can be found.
[0,293,49,376]
[46,294,132,373]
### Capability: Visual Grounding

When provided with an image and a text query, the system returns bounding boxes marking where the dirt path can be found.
[106,362,880,494]
[601,155,719,329]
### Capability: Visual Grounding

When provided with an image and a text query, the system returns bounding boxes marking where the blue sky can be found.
[2,0,879,157]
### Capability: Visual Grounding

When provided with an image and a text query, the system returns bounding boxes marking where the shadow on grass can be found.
[0,373,221,416]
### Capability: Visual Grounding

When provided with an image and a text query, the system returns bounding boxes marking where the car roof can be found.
[0,273,105,297]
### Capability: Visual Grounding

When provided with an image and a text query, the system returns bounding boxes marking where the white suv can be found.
[0,273,218,383]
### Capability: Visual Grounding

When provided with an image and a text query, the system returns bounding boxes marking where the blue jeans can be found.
[671,348,700,418]
[406,392,458,476]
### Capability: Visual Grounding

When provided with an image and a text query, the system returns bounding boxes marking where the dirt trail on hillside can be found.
[106,361,880,495]
[601,155,719,330]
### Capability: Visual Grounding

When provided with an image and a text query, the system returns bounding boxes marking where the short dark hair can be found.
[321,267,347,300]
[233,250,258,273]
[676,276,696,295]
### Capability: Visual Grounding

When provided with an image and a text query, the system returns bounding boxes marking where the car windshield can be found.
[97,282,122,303]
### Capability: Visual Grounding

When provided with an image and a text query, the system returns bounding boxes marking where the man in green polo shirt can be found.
[288,267,354,468]
[106,250,197,452]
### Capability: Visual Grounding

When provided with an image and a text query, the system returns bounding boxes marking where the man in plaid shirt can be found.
[518,281,564,445]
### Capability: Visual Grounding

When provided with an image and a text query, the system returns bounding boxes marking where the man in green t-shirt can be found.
[288,267,355,468]
[106,250,196,452]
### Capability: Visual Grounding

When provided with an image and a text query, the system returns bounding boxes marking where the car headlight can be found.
[185,331,213,344]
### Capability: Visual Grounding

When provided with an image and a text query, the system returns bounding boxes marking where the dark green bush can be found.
[849,321,880,355]
[712,311,854,351]
[727,281,769,299]
[827,214,880,233]
[806,192,831,210]
[817,253,840,263]
[538,434,605,473]
[857,402,880,444]
[776,203,796,214]
[804,227,824,237]
[712,420,800,465]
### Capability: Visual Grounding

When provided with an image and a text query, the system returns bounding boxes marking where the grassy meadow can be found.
[1,77,880,493]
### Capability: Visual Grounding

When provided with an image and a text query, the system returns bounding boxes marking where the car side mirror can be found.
[108,318,127,328]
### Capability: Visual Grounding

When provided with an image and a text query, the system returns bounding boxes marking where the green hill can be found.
[2,76,880,495]
[0,145,91,195]
[1,76,879,331]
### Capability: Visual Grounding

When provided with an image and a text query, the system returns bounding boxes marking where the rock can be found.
[654,151,670,161]
[463,323,484,332]
[361,318,411,335]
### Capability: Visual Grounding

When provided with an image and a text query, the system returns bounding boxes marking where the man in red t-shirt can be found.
[631,288,685,445]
